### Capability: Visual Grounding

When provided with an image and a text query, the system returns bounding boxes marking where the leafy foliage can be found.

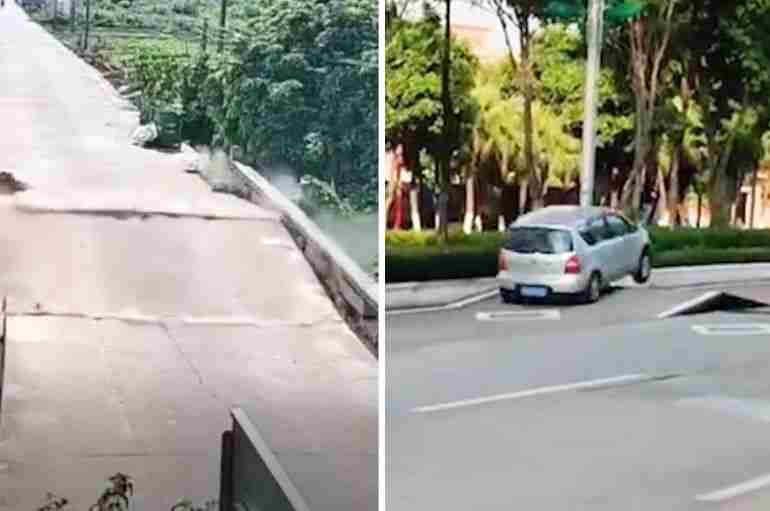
[385,7,479,166]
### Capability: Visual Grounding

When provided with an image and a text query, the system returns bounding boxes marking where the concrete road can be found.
[387,279,770,510]
[0,4,376,511]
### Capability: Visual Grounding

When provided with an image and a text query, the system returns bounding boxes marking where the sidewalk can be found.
[386,263,770,311]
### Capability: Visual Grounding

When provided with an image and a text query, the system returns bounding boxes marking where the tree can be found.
[484,0,546,208]
[472,61,579,219]
[385,8,479,228]
[683,0,770,226]
[618,0,680,218]
[533,25,634,203]
[207,0,378,212]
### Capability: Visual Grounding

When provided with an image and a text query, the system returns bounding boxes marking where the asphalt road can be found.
[387,279,770,510]
[0,5,376,511]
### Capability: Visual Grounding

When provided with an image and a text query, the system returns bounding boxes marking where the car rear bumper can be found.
[496,271,589,295]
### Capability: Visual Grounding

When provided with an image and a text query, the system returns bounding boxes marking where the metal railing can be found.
[220,408,311,511]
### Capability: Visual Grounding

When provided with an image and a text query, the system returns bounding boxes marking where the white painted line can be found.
[475,309,561,322]
[412,374,651,413]
[657,291,721,319]
[387,289,498,316]
[695,473,770,502]
[691,324,770,336]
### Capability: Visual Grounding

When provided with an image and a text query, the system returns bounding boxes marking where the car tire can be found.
[633,249,652,284]
[580,272,602,304]
[500,288,516,304]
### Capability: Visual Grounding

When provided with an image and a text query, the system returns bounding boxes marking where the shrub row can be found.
[385,227,770,283]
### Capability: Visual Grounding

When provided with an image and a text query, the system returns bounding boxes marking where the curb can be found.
[387,288,498,316]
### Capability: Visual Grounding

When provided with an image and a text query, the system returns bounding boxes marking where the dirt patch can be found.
[0,173,28,195]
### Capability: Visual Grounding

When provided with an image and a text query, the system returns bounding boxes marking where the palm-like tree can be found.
[470,66,579,228]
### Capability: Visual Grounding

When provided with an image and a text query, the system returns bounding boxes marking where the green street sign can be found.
[605,1,646,25]
[544,1,585,21]
[544,0,647,24]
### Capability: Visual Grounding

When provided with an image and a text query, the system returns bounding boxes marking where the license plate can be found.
[520,286,547,298]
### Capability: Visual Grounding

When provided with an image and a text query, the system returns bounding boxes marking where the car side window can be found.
[580,217,609,246]
[606,215,630,238]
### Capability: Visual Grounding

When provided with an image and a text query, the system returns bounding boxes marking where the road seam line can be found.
[695,473,770,502]
[412,374,652,413]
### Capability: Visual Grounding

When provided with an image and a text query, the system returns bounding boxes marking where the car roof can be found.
[513,206,611,229]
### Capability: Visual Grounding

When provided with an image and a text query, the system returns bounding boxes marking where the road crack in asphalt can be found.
[12,207,274,222]
[160,323,205,387]
[5,310,343,329]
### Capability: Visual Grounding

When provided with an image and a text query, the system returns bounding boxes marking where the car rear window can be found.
[504,227,574,254]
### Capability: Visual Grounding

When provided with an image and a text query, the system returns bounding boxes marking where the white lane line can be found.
[387,289,498,316]
[692,324,770,336]
[475,309,561,322]
[657,291,721,319]
[695,473,770,502]
[412,374,651,413]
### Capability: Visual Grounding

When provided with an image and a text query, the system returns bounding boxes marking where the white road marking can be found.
[387,289,498,316]
[657,291,722,319]
[412,374,652,413]
[691,324,770,336]
[475,309,561,322]
[695,473,770,502]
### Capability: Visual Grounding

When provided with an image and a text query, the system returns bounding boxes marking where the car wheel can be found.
[500,288,516,304]
[580,272,602,304]
[633,249,652,284]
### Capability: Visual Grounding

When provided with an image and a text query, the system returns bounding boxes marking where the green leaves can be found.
[386,12,479,161]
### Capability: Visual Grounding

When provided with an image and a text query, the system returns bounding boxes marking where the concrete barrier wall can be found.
[194,147,379,355]
[220,408,311,511]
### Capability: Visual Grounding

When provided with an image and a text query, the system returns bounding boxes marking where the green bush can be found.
[385,227,770,283]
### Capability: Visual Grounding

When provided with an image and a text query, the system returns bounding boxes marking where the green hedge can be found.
[385,227,770,283]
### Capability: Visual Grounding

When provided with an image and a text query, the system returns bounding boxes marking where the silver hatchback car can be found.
[497,206,652,303]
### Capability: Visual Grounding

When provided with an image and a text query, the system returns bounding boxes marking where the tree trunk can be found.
[667,147,681,226]
[750,165,759,228]
[520,17,539,209]
[697,191,703,227]
[655,166,668,226]
[409,183,422,232]
[518,180,529,216]
[463,174,475,234]
[623,105,650,219]
[707,127,739,228]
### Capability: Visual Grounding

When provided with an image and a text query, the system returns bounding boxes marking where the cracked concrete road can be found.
[0,4,376,511]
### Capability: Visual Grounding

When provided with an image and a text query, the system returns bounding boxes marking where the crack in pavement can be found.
[5,310,343,330]
[160,323,205,387]
[12,207,276,222]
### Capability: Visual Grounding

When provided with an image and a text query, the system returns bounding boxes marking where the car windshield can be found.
[504,227,574,254]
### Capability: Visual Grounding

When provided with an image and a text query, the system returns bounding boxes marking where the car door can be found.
[579,216,615,279]
[605,213,636,276]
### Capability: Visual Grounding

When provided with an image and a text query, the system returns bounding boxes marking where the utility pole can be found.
[83,0,91,51]
[579,0,605,207]
[218,0,228,53]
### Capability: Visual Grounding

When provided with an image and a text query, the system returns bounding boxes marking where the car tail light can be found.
[565,255,581,274]
[498,250,508,272]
